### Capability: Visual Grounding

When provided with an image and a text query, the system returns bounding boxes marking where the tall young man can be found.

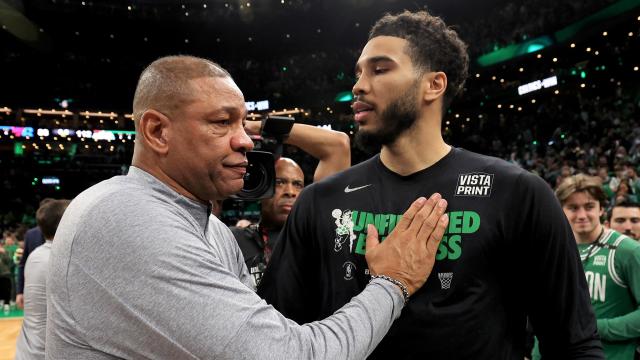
[555,174,640,360]
[258,11,603,358]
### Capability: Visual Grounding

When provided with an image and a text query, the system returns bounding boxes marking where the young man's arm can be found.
[245,121,350,182]
[596,242,640,341]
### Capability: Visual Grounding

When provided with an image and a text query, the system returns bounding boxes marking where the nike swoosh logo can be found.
[344,184,372,193]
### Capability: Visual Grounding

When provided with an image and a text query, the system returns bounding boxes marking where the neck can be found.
[380,115,450,175]
[575,224,604,244]
[131,159,206,205]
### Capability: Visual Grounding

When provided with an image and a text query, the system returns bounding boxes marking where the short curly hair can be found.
[369,10,469,111]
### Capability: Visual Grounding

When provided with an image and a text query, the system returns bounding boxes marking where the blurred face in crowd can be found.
[609,206,640,240]
[163,76,254,202]
[260,158,304,228]
[352,36,421,151]
[4,233,15,246]
[562,191,604,243]
[597,167,609,181]
[616,182,629,196]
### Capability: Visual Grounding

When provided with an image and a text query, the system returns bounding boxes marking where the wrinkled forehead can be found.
[191,76,243,99]
[185,76,246,114]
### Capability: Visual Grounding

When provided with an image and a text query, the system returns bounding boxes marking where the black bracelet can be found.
[370,275,410,304]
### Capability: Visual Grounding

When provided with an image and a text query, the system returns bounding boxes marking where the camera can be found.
[230,116,295,200]
[232,151,275,200]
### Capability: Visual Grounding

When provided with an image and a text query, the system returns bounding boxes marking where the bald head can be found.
[130,55,254,203]
[132,55,230,129]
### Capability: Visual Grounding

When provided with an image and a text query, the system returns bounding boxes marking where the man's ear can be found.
[422,71,447,102]
[138,109,171,155]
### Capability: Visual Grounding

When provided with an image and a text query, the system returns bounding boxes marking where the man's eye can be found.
[374,68,388,74]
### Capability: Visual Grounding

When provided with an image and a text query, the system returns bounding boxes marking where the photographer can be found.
[232,121,350,285]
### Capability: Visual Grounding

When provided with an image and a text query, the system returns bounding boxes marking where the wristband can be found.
[370,275,410,304]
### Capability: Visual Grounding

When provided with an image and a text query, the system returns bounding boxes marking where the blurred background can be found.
[0,0,638,224]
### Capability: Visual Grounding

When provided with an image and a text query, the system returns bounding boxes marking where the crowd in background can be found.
[1,0,638,274]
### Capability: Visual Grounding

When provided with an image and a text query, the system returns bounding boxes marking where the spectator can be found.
[16,198,54,310]
[14,199,71,360]
[606,200,640,240]
[550,174,640,359]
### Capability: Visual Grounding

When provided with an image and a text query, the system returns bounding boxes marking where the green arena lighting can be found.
[14,142,24,156]
[526,43,546,53]
[335,91,354,103]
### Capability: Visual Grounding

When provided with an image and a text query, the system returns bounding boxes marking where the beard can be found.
[354,81,420,154]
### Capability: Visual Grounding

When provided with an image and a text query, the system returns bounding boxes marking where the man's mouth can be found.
[279,201,295,211]
[352,101,374,122]
[224,161,248,176]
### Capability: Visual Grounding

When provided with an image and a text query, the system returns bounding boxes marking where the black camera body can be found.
[230,116,295,200]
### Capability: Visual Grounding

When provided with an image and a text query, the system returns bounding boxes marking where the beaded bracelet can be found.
[370,275,410,304]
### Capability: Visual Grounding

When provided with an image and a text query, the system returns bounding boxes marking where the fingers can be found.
[416,198,448,242]
[426,214,449,255]
[395,197,427,231]
[406,193,441,235]
[365,224,380,253]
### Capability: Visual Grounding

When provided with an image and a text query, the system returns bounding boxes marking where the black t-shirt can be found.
[258,148,603,359]
[231,224,280,286]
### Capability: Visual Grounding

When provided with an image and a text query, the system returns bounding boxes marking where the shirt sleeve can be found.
[257,187,323,324]
[595,242,640,341]
[509,172,604,358]
[17,233,35,294]
[64,208,404,360]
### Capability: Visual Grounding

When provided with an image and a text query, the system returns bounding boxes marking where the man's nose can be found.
[283,183,297,196]
[232,126,254,152]
[352,73,370,97]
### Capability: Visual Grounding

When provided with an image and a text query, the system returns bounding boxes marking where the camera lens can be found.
[230,151,275,200]
[243,162,268,193]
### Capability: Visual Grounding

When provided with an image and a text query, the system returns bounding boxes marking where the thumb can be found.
[365,224,380,253]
